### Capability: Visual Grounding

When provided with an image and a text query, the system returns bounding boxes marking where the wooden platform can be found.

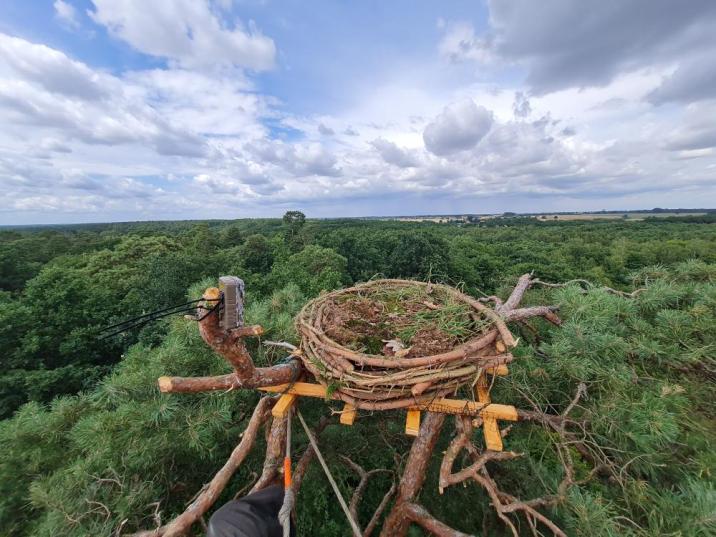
[258,364,514,451]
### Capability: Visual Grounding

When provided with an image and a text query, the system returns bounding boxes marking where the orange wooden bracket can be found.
[258,382,517,442]
[405,409,421,436]
[272,392,297,418]
[476,372,503,451]
[340,403,357,425]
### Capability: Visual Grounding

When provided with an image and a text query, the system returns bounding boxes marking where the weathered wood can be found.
[380,412,446,537]
[157,360,300,393]
[251,415,287,492]
[144,397,273,537]
[403,503,474,537]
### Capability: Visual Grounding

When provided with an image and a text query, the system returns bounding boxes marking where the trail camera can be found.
[219,276,245,329]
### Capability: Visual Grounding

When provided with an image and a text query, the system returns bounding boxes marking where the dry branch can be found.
[379,412,446,537]
[251,415,288,492]
[403,503,474,537]
[147,273,589,537]
[127,397,273,537]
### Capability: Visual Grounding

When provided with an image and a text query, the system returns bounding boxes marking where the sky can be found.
[0,0,715,224]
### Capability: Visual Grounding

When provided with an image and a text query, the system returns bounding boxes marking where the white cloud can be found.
[2,2,716,223]
[438,22,492,64]
[371,138,419,168]
[89,0,276,70]
[423,99,493,156]
[54,0,79,28]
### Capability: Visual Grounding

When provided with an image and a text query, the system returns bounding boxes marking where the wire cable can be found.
[98,298,219,333]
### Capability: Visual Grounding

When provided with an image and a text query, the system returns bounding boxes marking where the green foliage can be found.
[271,244,349,297]
[0,217,714,535]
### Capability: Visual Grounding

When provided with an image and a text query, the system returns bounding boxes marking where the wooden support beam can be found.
[405,409,421,436]
[340,403,356,426]
[272,392,297,418]
[486,364,509,376]
[259,382,327,398]
[483,418,503,451]
[257,382,518,421]
[476,373,503,451]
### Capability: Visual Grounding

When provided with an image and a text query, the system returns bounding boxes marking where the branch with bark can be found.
[127,397,274,537]
[140,273,606,536]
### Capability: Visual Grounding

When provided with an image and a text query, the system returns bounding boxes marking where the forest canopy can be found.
[0,215,714,536]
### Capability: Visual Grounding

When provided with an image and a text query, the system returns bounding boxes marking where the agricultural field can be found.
[0,214,714,536]
[534,212,708,221]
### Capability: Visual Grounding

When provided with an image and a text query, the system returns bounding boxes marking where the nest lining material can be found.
[295,279,516,410]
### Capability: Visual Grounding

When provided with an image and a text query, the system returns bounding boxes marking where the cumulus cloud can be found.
[0,34,206,157]
[512,91,531,118]
[0,34,109,100]
[446,0,716,96]
[664,102,716,151]
[648,52,716,105]
[371,138,418,168]
[423,99,493,156]
[3,2,716,223]
[89,0,276,70]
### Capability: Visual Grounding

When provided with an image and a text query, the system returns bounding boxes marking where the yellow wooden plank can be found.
[483,417,504,451]
[486,364,509,376]
[271,393,297,418]
[405,409,421,436]
[257,382,518,421]
[476,372,503,451]
[476,373,491,403]
[340,403,356,426]
[259,382,328,398]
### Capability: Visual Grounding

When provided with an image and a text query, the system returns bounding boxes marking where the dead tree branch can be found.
[339,455,393,528]
[127,397,273,537]
[251,415,288,492]
[531,278,646,298]
[402,503,474,537]
[379,412,446,537]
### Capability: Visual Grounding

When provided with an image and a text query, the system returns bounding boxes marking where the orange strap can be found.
[283,457,292,489]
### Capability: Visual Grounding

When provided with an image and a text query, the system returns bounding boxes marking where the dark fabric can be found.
[207,485,294,537]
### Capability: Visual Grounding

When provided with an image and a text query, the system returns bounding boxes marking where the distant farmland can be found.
[533,212,707,221]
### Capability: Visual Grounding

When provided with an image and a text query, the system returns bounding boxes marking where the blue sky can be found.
[0,0,715,224]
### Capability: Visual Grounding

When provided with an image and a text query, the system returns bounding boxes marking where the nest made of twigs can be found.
[295,279,516,410]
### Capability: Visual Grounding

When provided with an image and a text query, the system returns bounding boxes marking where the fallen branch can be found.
[532,278,646,298]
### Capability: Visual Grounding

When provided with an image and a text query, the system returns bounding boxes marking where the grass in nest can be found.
[342,285,489,350]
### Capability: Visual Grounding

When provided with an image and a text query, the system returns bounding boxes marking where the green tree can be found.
[283,210,306,250]
[271,245,348,296]
[241,234,274,274]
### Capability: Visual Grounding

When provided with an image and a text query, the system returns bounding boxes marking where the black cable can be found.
[98,298,219,333]
[195,297,223,322]
[98,308,201,339]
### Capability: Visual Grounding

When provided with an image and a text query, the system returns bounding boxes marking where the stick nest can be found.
[295,279,516,410]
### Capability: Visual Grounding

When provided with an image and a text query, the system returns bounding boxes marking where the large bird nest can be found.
[295,279,517,410]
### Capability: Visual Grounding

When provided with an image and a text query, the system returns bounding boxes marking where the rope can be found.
[296,409,362,537]
[279,409,293,537]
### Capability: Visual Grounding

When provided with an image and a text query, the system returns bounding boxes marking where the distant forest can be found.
[0,214,714,536]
